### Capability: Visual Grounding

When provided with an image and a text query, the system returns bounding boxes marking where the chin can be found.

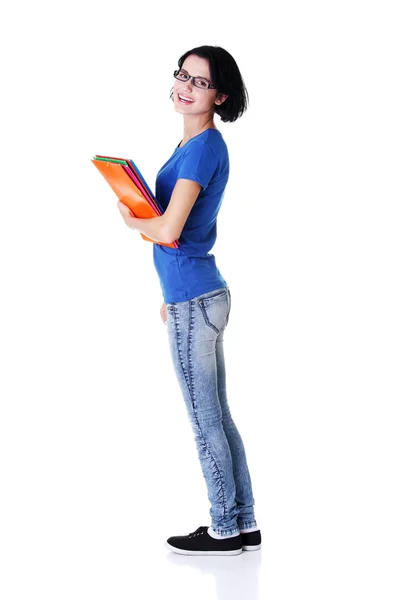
[174,100,189,114]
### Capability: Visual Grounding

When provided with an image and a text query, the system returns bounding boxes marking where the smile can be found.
[178,94,195,104]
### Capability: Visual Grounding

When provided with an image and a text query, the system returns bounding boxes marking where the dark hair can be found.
[169,45,249,123]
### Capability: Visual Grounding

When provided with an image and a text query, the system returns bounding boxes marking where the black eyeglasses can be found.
[173,69,216,90]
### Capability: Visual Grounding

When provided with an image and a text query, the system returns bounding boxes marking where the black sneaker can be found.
[165,525,242,556]
[240,529,262,551]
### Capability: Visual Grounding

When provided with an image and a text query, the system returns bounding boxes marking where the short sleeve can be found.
[177,141,219,190]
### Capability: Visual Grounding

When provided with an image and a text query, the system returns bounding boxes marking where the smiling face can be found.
[173,54,227,118]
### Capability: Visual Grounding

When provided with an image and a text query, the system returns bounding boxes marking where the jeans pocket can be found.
[197,289,229,333]
[199,288,228,306]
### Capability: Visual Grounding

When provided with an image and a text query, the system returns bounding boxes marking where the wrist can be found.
[127,217,137,230]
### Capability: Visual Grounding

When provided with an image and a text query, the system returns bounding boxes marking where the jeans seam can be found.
[187,301,228,521]
[188,301,194,398]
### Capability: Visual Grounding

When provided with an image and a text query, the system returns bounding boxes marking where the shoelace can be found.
[188,526,208,538]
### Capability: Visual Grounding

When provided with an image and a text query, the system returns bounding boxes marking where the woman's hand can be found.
[160,302,167,325]
[117,201,135,227]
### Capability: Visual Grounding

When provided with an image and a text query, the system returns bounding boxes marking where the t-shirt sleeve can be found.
[177,141,219,190]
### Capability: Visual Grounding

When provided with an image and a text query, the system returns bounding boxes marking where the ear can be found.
[215,93,229,106]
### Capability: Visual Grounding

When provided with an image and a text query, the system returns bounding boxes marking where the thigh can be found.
[165,289,230,422]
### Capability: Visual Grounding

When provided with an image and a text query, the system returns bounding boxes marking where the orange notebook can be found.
[92,154,179,248]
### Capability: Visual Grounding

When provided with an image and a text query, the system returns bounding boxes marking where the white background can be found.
[1,1,399,599]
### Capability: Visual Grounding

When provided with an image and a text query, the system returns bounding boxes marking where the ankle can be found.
[239,526,259,533]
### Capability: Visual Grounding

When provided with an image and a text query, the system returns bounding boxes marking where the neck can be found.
[181,115,216,144]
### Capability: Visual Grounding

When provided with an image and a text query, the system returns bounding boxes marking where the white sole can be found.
[242,544,261,551]
[164,541,242,556]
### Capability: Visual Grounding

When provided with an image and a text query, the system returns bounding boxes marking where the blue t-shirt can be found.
[153,128,229,303]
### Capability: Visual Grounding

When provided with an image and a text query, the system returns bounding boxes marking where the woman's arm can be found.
[117,202,169,243]
[117,178,202,243]
[161,178,202,242]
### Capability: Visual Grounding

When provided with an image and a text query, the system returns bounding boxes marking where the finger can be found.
[118,201,129,213]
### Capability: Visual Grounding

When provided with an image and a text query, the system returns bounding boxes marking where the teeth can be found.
[179,94,194,102]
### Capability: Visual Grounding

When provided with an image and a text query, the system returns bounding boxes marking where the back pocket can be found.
[197,289,229,333]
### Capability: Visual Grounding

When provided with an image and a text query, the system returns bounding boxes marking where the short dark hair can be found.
[170,45,249,123]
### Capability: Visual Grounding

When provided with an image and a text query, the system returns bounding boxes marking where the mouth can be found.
[177,93,195,105]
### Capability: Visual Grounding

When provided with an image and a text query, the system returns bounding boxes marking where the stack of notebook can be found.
[91,154,179,248]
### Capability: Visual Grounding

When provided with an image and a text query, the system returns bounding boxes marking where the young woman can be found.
[118,45,261,556]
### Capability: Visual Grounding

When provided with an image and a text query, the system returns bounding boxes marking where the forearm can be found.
[126,214,171,244]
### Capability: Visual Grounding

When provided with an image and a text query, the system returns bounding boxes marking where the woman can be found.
[118,45,261,556]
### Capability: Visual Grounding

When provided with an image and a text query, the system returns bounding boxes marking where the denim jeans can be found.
[165,286,258,536]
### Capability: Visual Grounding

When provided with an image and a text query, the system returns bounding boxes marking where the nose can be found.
[180,77,194,92]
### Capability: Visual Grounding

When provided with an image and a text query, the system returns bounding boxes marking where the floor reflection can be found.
[165,548,262,600]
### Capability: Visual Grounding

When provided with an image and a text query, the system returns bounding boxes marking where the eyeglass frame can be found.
[173,69,217,90]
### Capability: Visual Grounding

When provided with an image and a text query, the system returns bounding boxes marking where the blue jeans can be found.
[166,286,258,536]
